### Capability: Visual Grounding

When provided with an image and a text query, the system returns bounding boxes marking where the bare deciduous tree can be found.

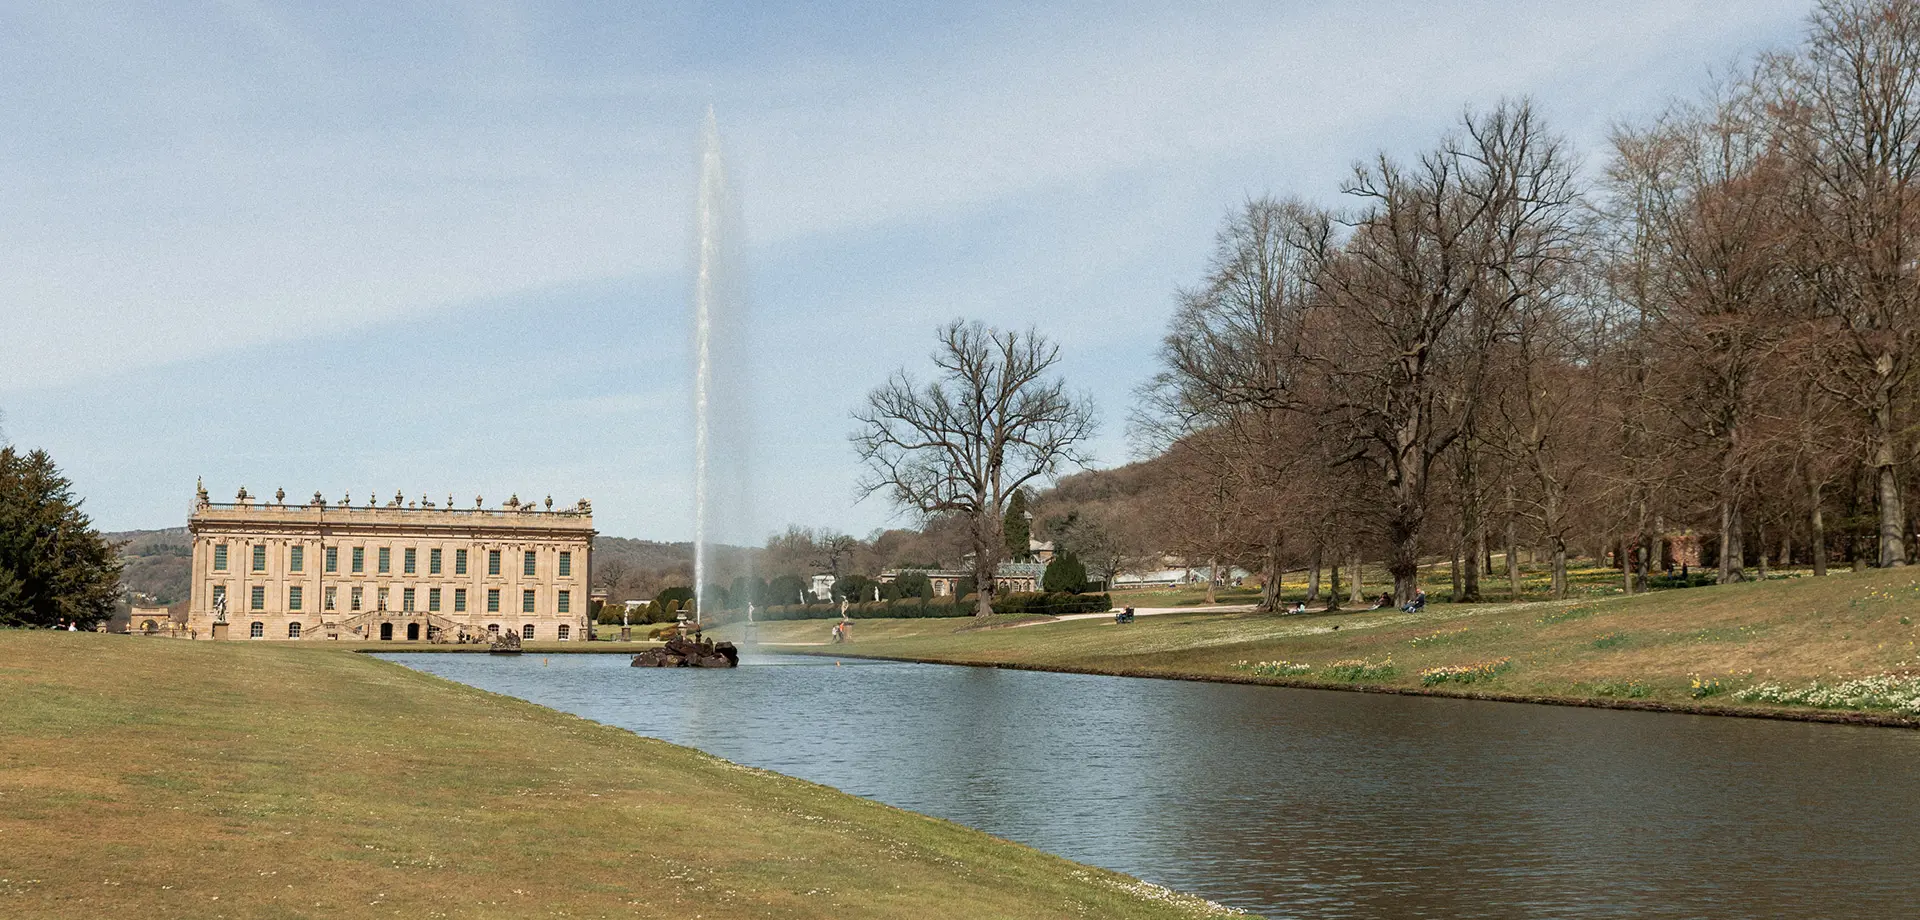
[853,320,1095,616]
[1139,197,1326,610]
[1307,99,1580,605]
[1779,0,1920,566]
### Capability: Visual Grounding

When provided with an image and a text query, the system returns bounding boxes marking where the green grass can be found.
[0,632,1245,919]
[1112,557,1691,609]
[723,567,1920,724]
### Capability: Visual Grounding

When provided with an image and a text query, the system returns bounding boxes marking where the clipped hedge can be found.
[746,592,1109,620]
[752,597,977,620]
[990,592,1114,616]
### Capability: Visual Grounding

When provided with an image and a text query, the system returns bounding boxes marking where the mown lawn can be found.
[1113,556,1684,609]
[0,632,1244,919]
[727,567,1920,725]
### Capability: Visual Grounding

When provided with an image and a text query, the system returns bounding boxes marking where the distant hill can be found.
[108,527,192,605]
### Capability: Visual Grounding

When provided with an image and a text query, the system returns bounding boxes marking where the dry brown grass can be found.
[0,632,1245,919]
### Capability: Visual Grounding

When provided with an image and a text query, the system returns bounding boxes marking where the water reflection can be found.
[381,652,1920,918]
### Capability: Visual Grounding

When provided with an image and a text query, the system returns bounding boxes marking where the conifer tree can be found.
[1042,548,1089,595]
[1003,489,1033,561]
[0,447,123,627]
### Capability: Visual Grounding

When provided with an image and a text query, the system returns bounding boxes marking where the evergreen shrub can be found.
[989,592,1113,615]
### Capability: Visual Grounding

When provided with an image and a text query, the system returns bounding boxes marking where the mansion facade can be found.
[187,484,594,642]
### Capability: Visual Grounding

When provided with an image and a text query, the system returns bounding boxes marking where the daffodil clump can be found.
[1688,674,1727,698]
[1418,657,1512,686]
[1322,657,1397,682]
[1734,674,1920,714]
[1231,660,1312,677]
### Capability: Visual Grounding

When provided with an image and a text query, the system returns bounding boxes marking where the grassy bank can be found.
[0,632,1242,919]
[725,567,1920,726]
[1110,557,1672,609]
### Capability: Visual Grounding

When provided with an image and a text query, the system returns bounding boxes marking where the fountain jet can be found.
[693,108,723,622]
[689,108,753,626]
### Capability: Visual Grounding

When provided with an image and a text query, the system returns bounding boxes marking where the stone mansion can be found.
[186,483,594,642]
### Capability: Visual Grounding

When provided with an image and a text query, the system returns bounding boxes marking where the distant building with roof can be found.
[879,561,1049,596]
[185,482,594,642]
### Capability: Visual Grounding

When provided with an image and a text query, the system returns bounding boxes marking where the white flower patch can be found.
[1735,674,1920,714]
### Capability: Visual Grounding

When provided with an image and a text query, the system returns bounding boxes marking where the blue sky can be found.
[1,1,1815,541]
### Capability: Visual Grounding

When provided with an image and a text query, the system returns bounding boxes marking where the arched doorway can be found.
[379,622,393,641]
[140,619,158,635]
[406,622,420,641]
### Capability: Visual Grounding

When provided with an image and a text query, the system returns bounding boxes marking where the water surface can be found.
[381,652,1920,918]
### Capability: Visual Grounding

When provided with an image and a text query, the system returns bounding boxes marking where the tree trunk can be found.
[1388,517,1420,609]
[1620,534,1635,596]
[1326,563,1342,612]
[1755,521,1769,580]
[1464,523,1483,602]
[1873,366,1908,567]
[973,513,998,617]
[1551,542,1567,600]
[1637,532,1653,592]
[1809,473,1828,576]
[1348,553,1364,605]
[1210,555,1222,606]
[1505,510,1521,601]
[1718,501,1745,584]
[1306,545,1322,603]
[1449,549,1461,601]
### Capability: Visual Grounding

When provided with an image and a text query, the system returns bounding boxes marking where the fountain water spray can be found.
[691,108,721,626]
[693,107,723,624]
[690,107,755,628]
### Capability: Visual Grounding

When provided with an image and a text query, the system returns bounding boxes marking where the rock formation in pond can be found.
[631,635,738,668]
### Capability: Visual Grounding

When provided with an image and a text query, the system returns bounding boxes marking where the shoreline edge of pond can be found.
[773,647,1920,730]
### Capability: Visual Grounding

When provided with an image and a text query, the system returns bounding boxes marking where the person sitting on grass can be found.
[1288,601,1307,615]
[1401,590,1427,613]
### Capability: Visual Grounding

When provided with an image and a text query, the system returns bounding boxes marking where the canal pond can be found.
[381,652,1920,918]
